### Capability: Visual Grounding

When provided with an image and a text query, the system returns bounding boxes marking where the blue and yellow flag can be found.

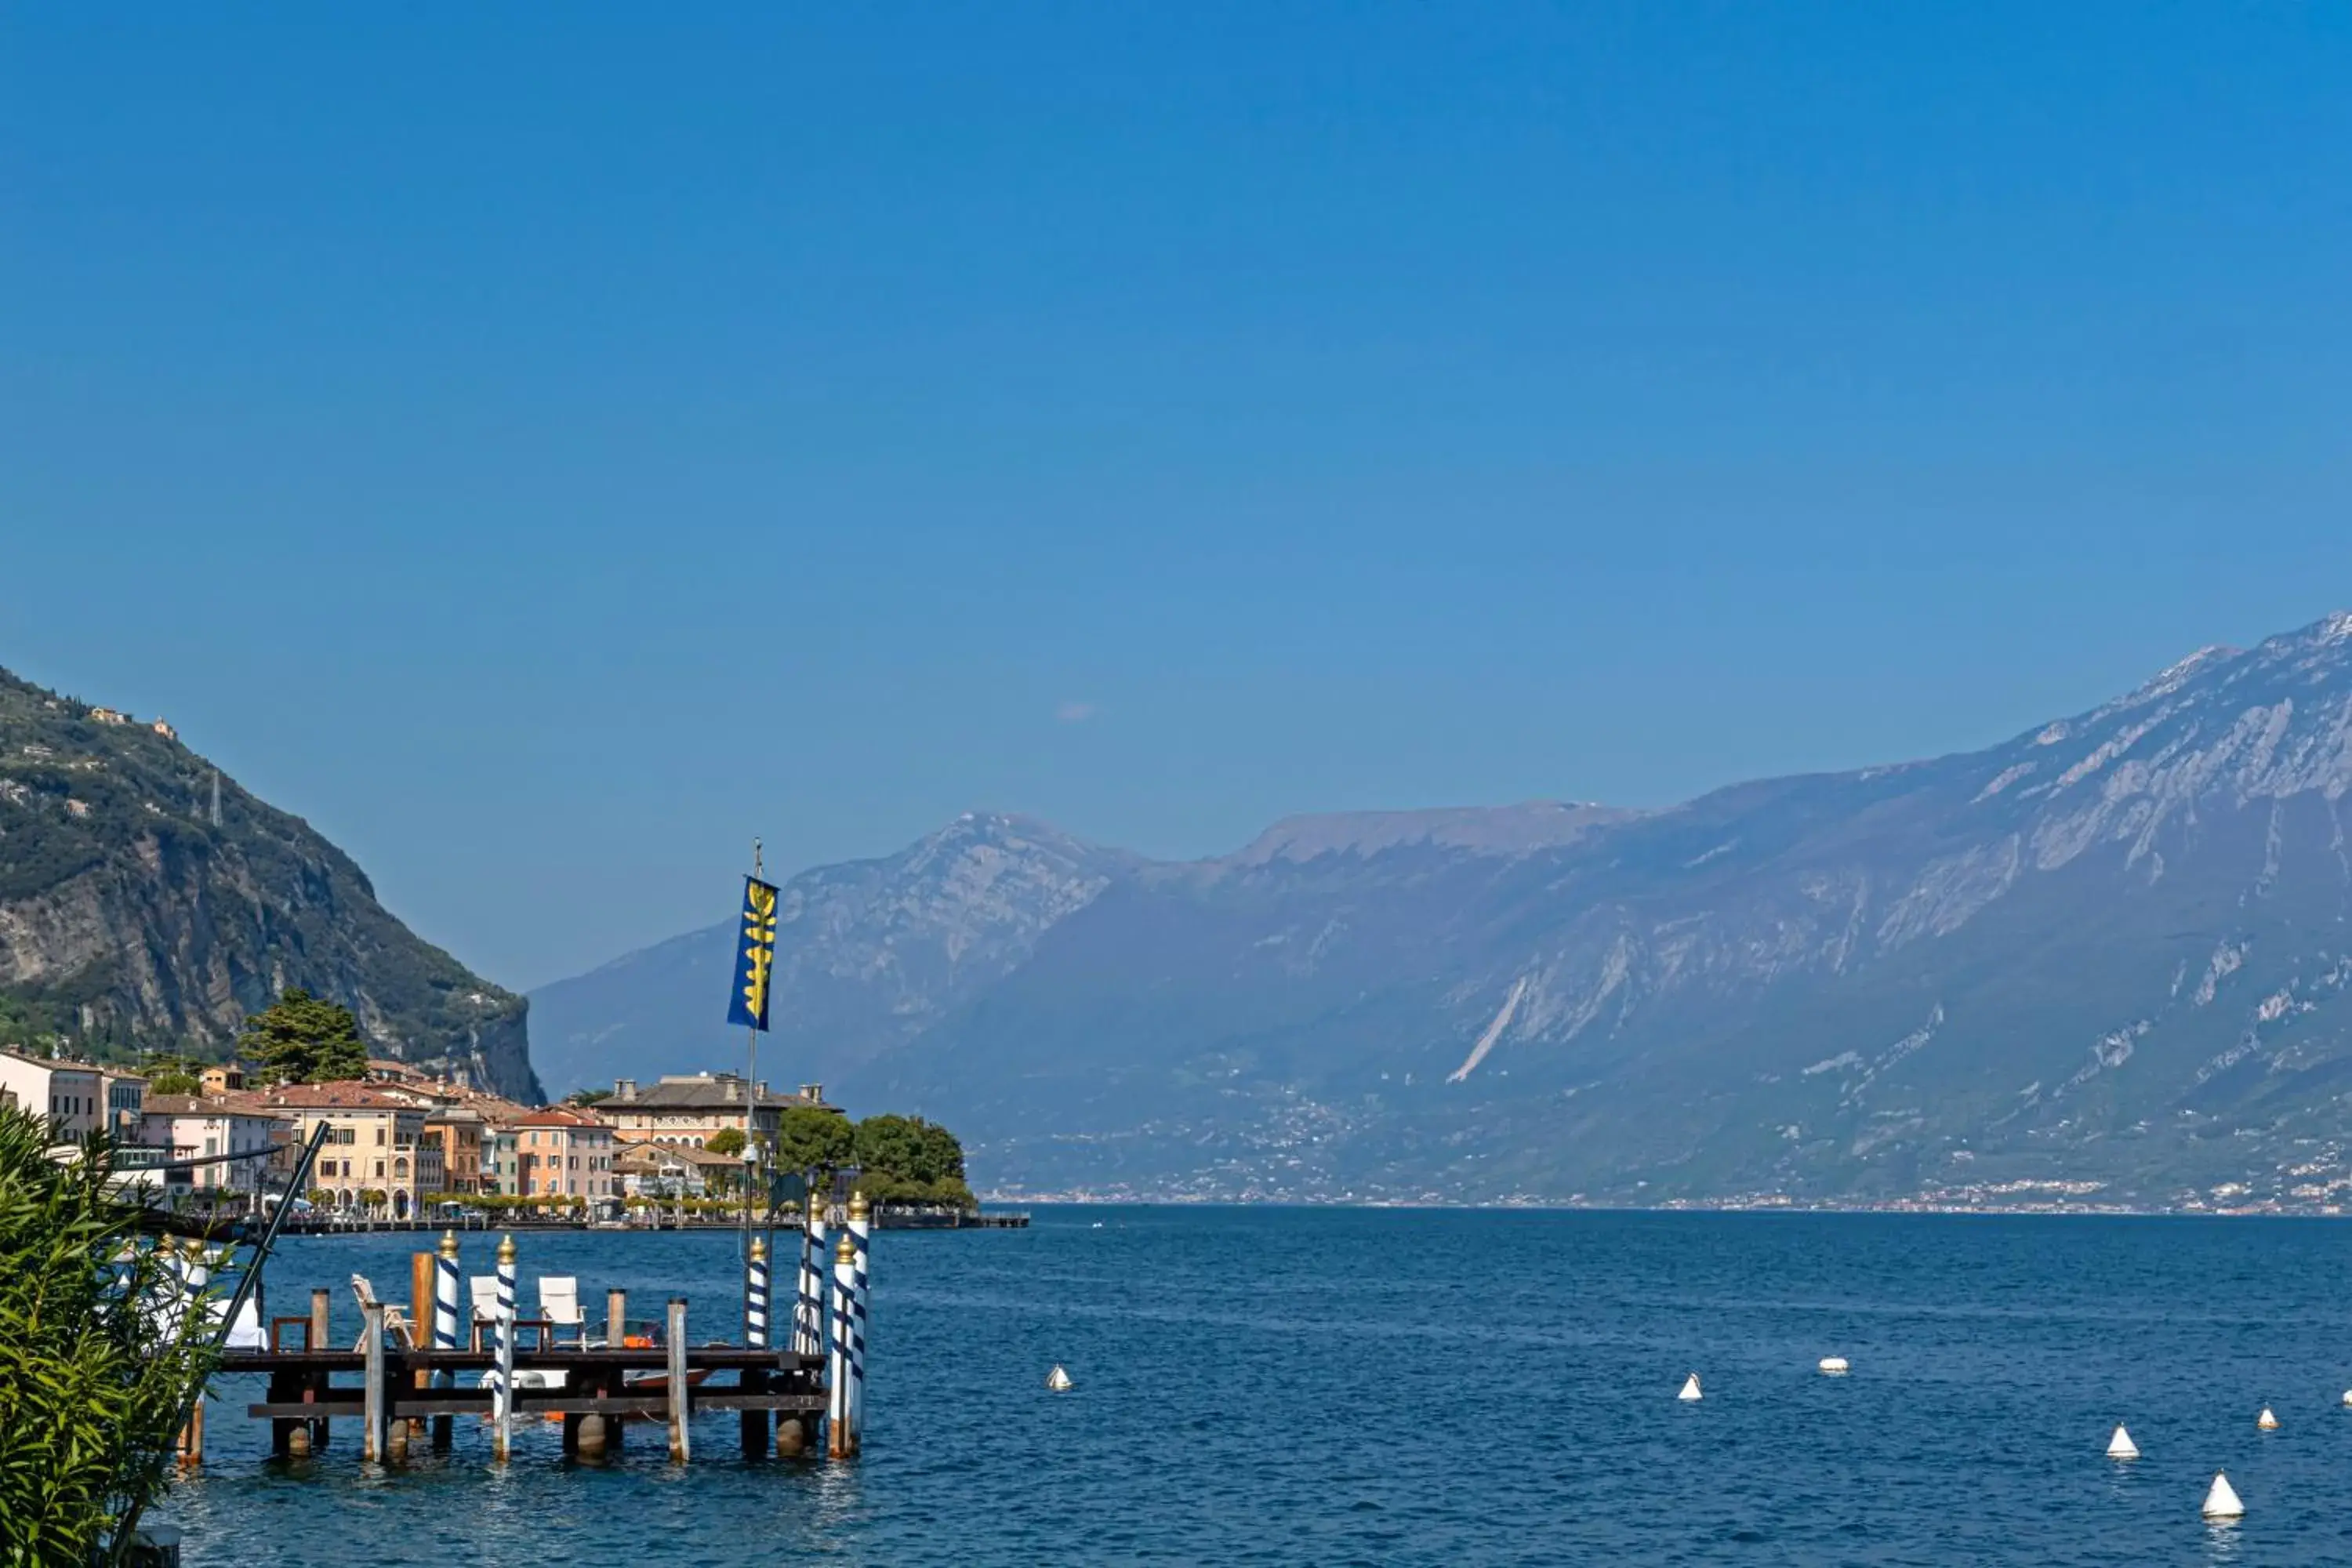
[727,875,779,1031]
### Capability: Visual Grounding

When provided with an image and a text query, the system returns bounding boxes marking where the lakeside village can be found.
[0,992,982,1229]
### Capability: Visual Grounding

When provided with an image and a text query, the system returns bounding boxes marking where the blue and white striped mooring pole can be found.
[433,1231,461,1447]
[746,1234,770,1350]
[847,1190,871,1429]
[492,1232,517,1464]
[797,1192,826,1357]
[827,1231,857,1457]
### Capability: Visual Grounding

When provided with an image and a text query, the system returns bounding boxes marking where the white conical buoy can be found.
[2342,1389,2352,1407]
[1677,1374,1702,1402]
[2258,1406,2280,1431]
[2202,1472,2245,1519]
[2107,1424,2139,1460]
[1045,1364,1073,1392]
[1817,1356,1849,1375]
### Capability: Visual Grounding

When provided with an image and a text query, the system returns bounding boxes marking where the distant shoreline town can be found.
[0,1042,959,1221]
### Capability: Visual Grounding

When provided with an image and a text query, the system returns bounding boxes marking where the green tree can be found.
[854,1114,966,1185]
[773,1105,853,1173]
[706,1126,746,1158]
[147,1070,201,1098]
[238,988,368,1084]
[566,1087,612,1106]
[850,1115,974,1209]
[916,1120,965,1185]
[0,1104,221,1563]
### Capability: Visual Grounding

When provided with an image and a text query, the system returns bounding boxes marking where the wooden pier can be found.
[223,1338,826,1462]
[185,1210,877,1472]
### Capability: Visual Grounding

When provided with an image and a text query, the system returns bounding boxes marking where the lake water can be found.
[161,1207,2352,1565]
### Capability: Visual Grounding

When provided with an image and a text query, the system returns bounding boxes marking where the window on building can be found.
[376,1126,386,1145]
[373,1160,384,1178]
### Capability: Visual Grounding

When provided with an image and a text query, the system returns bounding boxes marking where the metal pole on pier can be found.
[666,1298,691,1463]
[432,1230,461,1449]
[742,838,763,1256]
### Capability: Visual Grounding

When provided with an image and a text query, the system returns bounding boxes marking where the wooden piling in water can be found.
[408,1250,434,1439]
[606,1287,627,1348]
[666,1298,691,1463]
[176,1396,204,1468]
[361,1303,387,1464]
[310,1288,330,1352]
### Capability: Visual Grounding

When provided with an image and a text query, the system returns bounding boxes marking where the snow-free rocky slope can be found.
[0,666,539,1099]
[552,615,2352,1205]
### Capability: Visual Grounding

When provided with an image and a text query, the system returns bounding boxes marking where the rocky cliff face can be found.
[0,668,540,1100]
[528,813,1138,1096]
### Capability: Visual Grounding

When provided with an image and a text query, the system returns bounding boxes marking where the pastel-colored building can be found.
[138,1095,289,1196]
[594,1073,832,1151]
[0,1051,105,1139]
[263,1083,446,1218]
[507,1108,615,1201]
[423,1105,489,1193]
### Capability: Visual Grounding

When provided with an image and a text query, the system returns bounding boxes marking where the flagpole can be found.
[745,837,762,1259]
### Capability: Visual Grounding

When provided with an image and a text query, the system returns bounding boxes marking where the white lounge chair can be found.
[468,1275,501,1350]
[539,1276,587,1346]
[348,1273,417,1350]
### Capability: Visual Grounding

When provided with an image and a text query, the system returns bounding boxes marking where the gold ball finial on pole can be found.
[439,1228,460,1260]
[806,1191,824,1225]
[750,1233,768,1261]
[497,1232,517,1265]
[848,1189,869,1223]
[834,1232,856,1265]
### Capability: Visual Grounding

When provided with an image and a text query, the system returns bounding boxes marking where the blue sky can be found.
[5,3,2350,989]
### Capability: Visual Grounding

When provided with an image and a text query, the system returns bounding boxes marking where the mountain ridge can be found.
[540,612,2352,1208]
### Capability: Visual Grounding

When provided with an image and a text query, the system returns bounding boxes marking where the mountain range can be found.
[0,668,541,1101]
[534,612,2352,1207]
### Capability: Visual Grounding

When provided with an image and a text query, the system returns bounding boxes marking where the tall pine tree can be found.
[238,987,368,1084]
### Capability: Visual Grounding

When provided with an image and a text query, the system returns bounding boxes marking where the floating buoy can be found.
[2107,1424,2140,1460]
[2258,1407,2280,1431]
[1818,1356,1849,1375]
[2342,1389,2352,1407]
[1677,1374,1702,1402]
[1045,1364,1073,1392]
[2203,1472,2245,1519]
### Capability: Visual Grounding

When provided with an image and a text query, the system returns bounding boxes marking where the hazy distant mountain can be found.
[0,667,539,1099]
[528,813,1139,1097]
[542,613,2352,1208]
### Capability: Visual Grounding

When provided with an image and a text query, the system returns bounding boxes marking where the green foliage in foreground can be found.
[0,1105,220,1566]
